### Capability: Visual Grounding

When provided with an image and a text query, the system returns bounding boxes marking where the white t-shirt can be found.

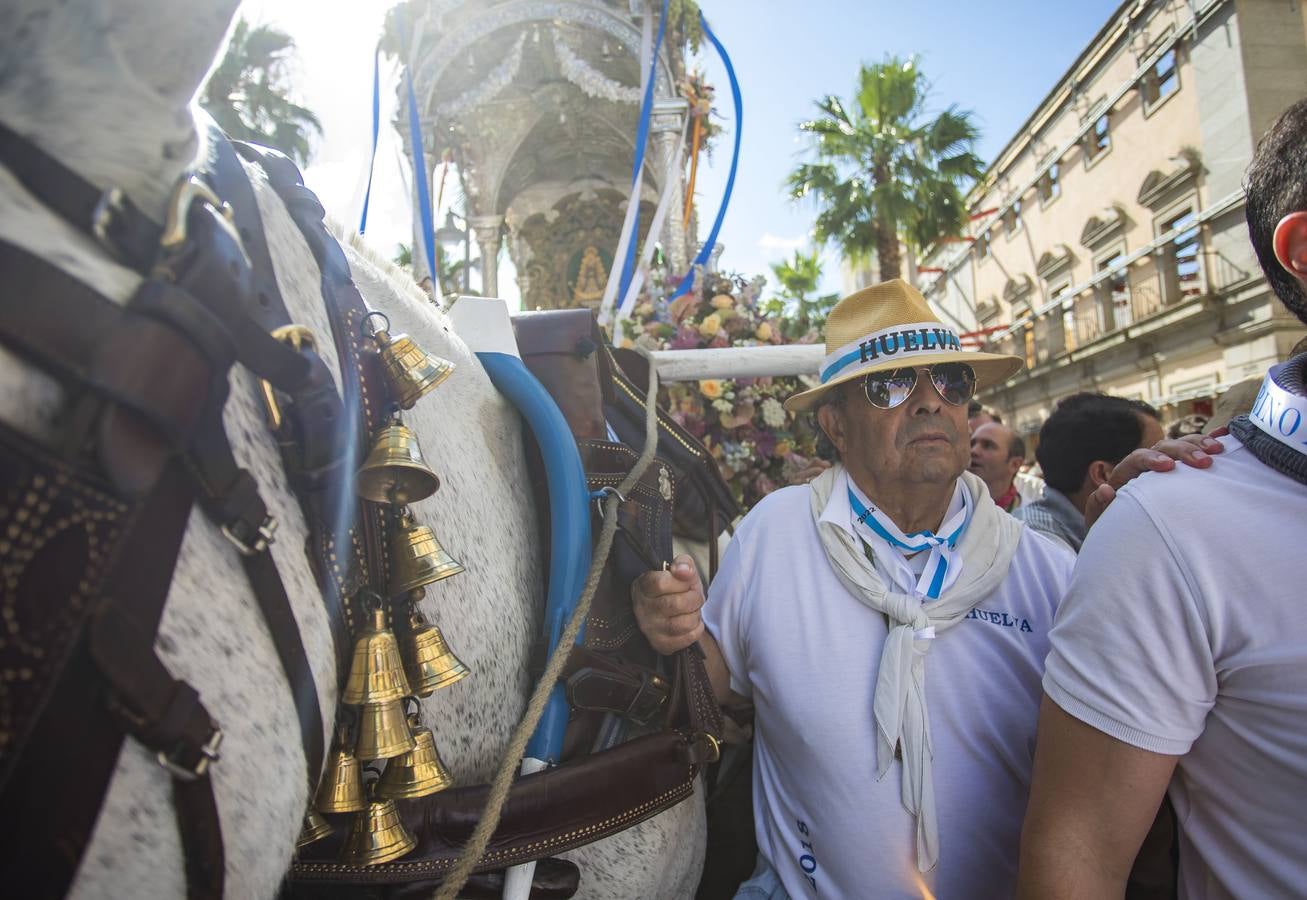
[1043,436,1307,899]
[704,483,1073,898]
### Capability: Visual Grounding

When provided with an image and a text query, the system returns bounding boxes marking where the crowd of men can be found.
[633,97,1307,899]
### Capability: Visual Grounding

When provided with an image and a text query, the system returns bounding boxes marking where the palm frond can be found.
[786,56,984,279]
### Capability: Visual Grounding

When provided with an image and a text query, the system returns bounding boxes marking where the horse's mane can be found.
[326,217,432,309]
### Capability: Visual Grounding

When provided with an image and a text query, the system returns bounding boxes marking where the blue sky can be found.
[243,0,1123,303]
[691,0,1122,294]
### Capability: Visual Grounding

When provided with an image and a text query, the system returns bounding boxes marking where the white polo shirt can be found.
[704,483,1073,898]
[1043,436,1307,898]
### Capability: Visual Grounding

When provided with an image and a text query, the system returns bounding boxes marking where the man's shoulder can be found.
[1118,436,1295,524]
[1010,494,1050,522]
[738,484,812,530]
[1010,522,1076,585]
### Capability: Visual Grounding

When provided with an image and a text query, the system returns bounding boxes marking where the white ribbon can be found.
[821,322,963,384]
[1248,361,1307,456]
[847,480,972,601]
[614,115,689,324]
[597,8,653,327]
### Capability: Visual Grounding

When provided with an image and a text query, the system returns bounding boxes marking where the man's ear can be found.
[816,402,847,458]
[1007,455,1024,479]
[1085,459,1114,489]
[1273,212,1307,287]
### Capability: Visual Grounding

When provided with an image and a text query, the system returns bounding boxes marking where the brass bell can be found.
[354,698,416,761]
[339,784,417,866]
[390,510,464,594]
[404,610,470,697]
[356,418,441,506]
[378,717,453,800]
[314,737,366,814]
[297,807,334,849]
[370,321,454,410]
[342,606,412,706]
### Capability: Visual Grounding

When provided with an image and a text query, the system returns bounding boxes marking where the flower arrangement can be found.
[617,270,829,511]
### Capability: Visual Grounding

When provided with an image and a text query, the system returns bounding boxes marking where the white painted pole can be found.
[500,756,548,899]
[648,343,825,382]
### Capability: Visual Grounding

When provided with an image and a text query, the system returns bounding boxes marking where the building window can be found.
[1085,114,1111,166]
[1048,280,1077,352]
[1038,163,1061,207]
[1143,49,1179,112]
[1159,205,1203,300]
[975,232,989,259]
[1095,247,1132,331]
[1036,278,1071,361]
[1004,200,1023,238]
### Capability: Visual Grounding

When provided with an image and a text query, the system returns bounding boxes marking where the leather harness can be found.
[0,124,722,898]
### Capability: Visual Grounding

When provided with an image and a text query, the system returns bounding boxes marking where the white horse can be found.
[0,0,705,896]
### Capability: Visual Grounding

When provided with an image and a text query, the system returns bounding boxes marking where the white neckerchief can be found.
[845,477,971,601]
[809,464,1024,873]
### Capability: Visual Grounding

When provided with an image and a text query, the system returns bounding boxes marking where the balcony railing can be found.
[982,242,1253,362]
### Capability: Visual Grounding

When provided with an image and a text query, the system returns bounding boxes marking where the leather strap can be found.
[207,135,357,673]
[240,139,397,627]
[0,457,222,900]
[0,120,162,270]
[186,408,326,791]
[0,243,212,453]
[289,730,699,883]
[566,664,670,725]
[285,857,581,900]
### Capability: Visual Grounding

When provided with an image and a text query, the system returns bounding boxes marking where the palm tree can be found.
[787,56,983,282]
[764,248,839,340]
[201,19,322,166]
[393,242,478,299]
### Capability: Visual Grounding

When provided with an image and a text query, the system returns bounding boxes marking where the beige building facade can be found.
[919,0,1307,439]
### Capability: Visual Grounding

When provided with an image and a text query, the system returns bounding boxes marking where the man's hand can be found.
[632,554,706,655]
[1084,433,1225,527]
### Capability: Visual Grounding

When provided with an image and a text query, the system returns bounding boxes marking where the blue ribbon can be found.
[847,489,970,600]
[670,12,742,300]
[617,0,669,301]
[476,352,592,765]
[358,46,381,234]
[404,74,437,284]
[394,8,438,283]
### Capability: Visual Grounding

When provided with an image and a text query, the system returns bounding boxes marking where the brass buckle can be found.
[157,726,224,782]
[150,174,248,281]
[258,324,318,430]
[688,731,721,765]
[222,514,279,557]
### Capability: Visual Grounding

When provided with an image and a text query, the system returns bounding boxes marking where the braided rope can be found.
[434,348,662,900]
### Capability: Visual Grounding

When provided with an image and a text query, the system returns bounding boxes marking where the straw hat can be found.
[784,279,1024,413]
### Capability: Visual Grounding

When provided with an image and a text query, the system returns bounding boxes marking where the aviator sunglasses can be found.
[861,362,977,410]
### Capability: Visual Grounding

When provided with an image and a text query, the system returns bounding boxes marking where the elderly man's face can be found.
[818,369,970,489]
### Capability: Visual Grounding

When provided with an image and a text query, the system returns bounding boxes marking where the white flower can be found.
[761,397,786,428]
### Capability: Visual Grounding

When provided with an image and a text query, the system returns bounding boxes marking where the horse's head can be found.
[0,0,242,220]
